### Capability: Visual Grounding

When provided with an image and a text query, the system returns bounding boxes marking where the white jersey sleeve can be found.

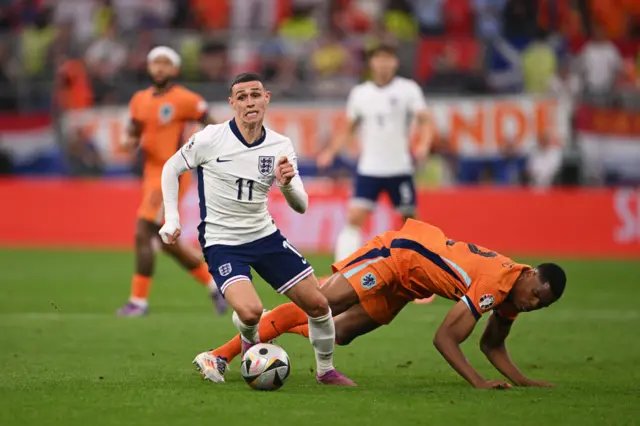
[277,139,308,213]
[161,128,213,224]
[345,86,362,122]
[179,129,211,169]
[406,80,428,113]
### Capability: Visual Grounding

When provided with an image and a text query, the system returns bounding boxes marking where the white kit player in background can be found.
[317,44,435,304]
[159,73,355,386]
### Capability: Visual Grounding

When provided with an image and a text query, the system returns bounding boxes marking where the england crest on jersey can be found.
[218,263,232,277]
[258,156,275,176]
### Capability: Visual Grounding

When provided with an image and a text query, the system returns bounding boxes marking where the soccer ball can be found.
[240,343,291,391]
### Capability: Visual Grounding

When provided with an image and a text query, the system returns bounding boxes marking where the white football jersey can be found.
[346,77,427,176]
[179,119,299,247]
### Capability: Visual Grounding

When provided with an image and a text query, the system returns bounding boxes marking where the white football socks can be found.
[207,279,218,292]
[335,225,362,262]
[232,311,261,344]
[308,309,336,375]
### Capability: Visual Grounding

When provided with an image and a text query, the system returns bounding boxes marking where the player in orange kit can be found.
[117,46,227,316]
[197,219,566,389]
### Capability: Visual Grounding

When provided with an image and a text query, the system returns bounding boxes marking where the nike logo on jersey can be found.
[216,157,232,163]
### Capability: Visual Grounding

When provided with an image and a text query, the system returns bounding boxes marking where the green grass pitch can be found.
[1,249,639,426]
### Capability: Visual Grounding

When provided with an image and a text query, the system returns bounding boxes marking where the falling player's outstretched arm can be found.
[433,301,512,389]
[479,313,554,387]
[275,145,308,214]
[159,130,209,244]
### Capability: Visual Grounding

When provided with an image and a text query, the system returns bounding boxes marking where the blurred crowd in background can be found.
[0,0,639,109]
[0,0,639,187]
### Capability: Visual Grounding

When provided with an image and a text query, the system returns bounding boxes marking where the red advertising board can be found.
[1,179,639,258]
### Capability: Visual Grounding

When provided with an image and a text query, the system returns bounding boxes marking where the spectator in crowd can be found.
[521,30,557,94]
[502,0,537,39]
[526,133,562,189]
[124,28,156,82]
[412,0,445,36]
[330,0,371,35]
[383,0,418,41]
[54,49,93,111]
[20,5,56,79]
[310,28,356,97]
[66,126,103,177]
[198,40,228,83]
[577,27,622,94]
[93,0,115,36]
[472,0,507,39]
[84,20,127,104]
[230,0,275,33]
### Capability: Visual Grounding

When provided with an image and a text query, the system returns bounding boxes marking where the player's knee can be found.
[301,293,330,318]
[234,303,264,325]
[134,226,153,248]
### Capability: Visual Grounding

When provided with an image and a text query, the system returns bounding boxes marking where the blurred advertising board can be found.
[60,96,568,171]
[1,179,638,258]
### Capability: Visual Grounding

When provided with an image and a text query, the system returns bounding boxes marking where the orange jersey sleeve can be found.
[129,90,145,124]
[180,90,208,122]
[460,262,531,321]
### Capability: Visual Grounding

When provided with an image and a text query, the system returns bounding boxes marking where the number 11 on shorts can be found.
[283,240,306,264]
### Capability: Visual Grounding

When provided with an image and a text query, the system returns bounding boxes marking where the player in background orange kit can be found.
[117,46,227,317]
[200,219,566,389]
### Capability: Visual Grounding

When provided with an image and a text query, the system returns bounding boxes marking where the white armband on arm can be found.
[278,174,308,214]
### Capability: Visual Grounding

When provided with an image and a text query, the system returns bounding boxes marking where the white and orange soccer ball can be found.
[240,343,291,391]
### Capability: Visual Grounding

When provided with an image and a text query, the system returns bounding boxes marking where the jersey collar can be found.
[229,118,267,148]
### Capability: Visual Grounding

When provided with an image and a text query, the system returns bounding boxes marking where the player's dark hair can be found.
[229,72,264,94]
[537,263,566,300]
[367,43,397,60]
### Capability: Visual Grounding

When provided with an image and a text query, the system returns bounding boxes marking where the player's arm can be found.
[409,82,434,162]
[317,117,359,169]
[413,109,434,162]
[159,131,207,244]
[123,93,144,150]
[317,87,361,169]
[480,313,554,387]
[276,145,308,214]
[124,119,143,149]
[433,301,511,389]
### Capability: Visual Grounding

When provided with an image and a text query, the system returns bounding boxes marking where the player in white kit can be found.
[317,44,435,262]
[159,73,355,386]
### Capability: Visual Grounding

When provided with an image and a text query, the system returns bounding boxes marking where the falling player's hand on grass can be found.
[475,380,512,390]
[276,156,295,186]
[159,222,181,245]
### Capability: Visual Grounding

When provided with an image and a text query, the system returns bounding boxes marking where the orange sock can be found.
[211,302,309,362]
[190,262,212,287]
[130,274,152,302]
[212,335,242,362]
[288,324,309,338]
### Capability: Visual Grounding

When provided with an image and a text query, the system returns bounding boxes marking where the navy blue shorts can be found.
[353,174,416,215]
[204,230,314,295]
